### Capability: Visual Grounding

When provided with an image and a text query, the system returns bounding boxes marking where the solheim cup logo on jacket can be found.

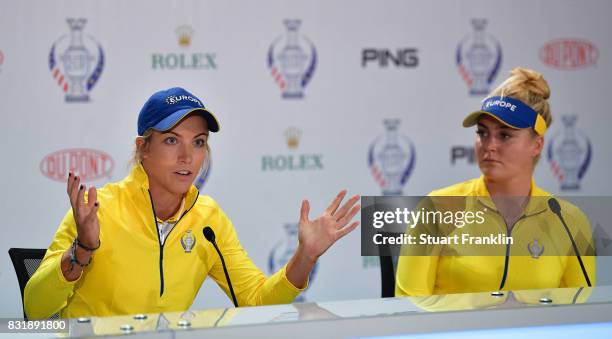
[527,239,545,259]
[267,19,317,99]
[368,119,416,196]
[547,115,592,191]
[180,230,196,253]
[268,223,317,302]
[456,18,502,96]
[48,18,104,102]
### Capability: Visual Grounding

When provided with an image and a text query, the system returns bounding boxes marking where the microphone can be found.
[547,198,592,287]
[203,226,239,307]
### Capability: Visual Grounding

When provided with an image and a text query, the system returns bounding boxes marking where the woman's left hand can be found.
[297,190,361,262]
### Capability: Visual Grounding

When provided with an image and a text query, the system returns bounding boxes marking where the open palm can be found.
[298,190,360,260]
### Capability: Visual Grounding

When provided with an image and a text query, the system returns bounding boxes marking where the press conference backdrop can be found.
[1,0,611,317]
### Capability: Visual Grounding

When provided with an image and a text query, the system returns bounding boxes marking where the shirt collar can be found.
[126,163,200,220]
[474,176,550,216]
[156,197,186,223]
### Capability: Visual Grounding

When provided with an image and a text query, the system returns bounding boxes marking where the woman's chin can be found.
[168,183,192,196]
[478,165,505,181]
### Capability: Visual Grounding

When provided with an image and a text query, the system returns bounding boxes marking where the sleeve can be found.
[560,206,596,289]
[395,255,440,297]
[207,208,305,306]
[24,209,82,319]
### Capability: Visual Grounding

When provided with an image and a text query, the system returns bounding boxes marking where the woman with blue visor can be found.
[395,68,596,300]
[24,87,360,319]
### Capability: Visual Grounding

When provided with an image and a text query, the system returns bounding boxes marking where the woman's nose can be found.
[481,136,498,153]
[177,144,193,164]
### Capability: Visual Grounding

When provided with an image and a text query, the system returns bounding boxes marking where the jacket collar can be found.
[473,176,550,217]
[126,163,200,220]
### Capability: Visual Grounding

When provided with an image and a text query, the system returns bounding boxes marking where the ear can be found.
[532,135,544,158]
[135,137,149,159]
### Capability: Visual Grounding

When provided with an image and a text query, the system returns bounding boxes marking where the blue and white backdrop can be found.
[0,0,611,317]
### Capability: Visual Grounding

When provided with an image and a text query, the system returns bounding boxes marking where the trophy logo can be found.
[268,223,317,301]
[180,230,196,253]
[267,19,317,99]
[527,239,544,259]
[48,18,104,102]
[456,19,502,96]
[175,25,194,48]
[547,115,592,191]
[368,119,416,196]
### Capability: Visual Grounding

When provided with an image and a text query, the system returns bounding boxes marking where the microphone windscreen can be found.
[203,226,216,243]
[547,198,562,214]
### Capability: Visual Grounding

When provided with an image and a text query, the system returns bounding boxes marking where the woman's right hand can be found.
[67,172,100,248]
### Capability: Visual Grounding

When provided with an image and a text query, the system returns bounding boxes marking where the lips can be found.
[482,159,501,164]
[174,170,193,176]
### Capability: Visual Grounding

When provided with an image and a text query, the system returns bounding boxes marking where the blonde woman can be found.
[25,87,360,319]
[395,68,595,298]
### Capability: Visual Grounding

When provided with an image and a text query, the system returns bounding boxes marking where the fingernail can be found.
[79,185,83,190]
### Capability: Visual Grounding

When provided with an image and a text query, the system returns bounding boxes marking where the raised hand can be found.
[298,190,360,261]
[67,172,100,248]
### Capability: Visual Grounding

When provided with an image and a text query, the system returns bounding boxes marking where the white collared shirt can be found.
[156,198,186,246]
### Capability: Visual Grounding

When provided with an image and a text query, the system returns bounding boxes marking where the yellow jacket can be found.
[395,176,596,297]
[25,164,304,319]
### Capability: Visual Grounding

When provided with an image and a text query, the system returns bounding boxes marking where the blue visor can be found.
[463,96,547,136]
[137,87,220,136]
[151,107,218,134]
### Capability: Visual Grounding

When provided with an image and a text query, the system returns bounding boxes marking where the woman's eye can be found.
[164,136,177,145]
[194,139,206,147]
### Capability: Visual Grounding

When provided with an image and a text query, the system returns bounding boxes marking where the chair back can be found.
[8,248,57,319]
[378,232,401,298]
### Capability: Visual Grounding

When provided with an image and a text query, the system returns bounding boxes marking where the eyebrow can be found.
[161,131,209,138]
[477,122,510,130]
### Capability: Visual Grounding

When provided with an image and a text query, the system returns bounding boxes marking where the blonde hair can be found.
[489,67,553,129]
[489,67,552,164]
[130,129,153,167]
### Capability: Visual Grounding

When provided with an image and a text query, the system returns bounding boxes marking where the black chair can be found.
[8,248,59,319]
[378,232,400,298]
[379,256,397,298]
